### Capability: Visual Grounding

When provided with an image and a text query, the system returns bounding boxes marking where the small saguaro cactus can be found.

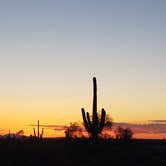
[81,77,106,140]
[33,120,44,140]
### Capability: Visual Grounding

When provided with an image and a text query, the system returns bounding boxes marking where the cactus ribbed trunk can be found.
[92,78,98,140]
[92,78,98,128]
[37,120,40,139]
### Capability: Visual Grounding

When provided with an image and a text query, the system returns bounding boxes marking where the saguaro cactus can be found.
[33,120,44,140]
[81,77,106,140]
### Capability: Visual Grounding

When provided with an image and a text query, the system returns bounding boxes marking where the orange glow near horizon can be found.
[0,96,165,139]
[0,75,165,140]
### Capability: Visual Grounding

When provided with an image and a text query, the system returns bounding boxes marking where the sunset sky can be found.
[0,0,165,138]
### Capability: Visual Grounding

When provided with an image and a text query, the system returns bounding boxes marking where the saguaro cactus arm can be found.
[81,108,90,132]
[86,112,91,127]
[99,108,106,132]
[40,128,44,139]
[33,128,36,137]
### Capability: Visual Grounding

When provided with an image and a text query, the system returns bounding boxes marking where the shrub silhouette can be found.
[115,126,133,140]
[81,77,106,141]
[100,115,113,138]
[65,122,82,139]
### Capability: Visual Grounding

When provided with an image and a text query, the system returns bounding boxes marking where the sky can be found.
[0,0,166,138]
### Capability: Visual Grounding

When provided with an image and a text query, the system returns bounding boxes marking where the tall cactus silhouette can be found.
[81,77,106,140]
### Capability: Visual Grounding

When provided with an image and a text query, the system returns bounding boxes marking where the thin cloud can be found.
[29,124,67,131]
[29,122,166,134]
[149,120,166,123]
[114,122,166,134]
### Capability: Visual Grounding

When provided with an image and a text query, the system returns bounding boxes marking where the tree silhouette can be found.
[100,115,113,139]
[65,122,82,139]
[115,126,133,140]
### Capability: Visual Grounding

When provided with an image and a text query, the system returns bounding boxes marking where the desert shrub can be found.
[115,126,133,140]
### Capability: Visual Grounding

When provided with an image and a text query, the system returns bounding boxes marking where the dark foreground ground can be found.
[0,138,166,166]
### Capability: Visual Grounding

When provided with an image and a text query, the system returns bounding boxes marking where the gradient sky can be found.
[0,0,166,137]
